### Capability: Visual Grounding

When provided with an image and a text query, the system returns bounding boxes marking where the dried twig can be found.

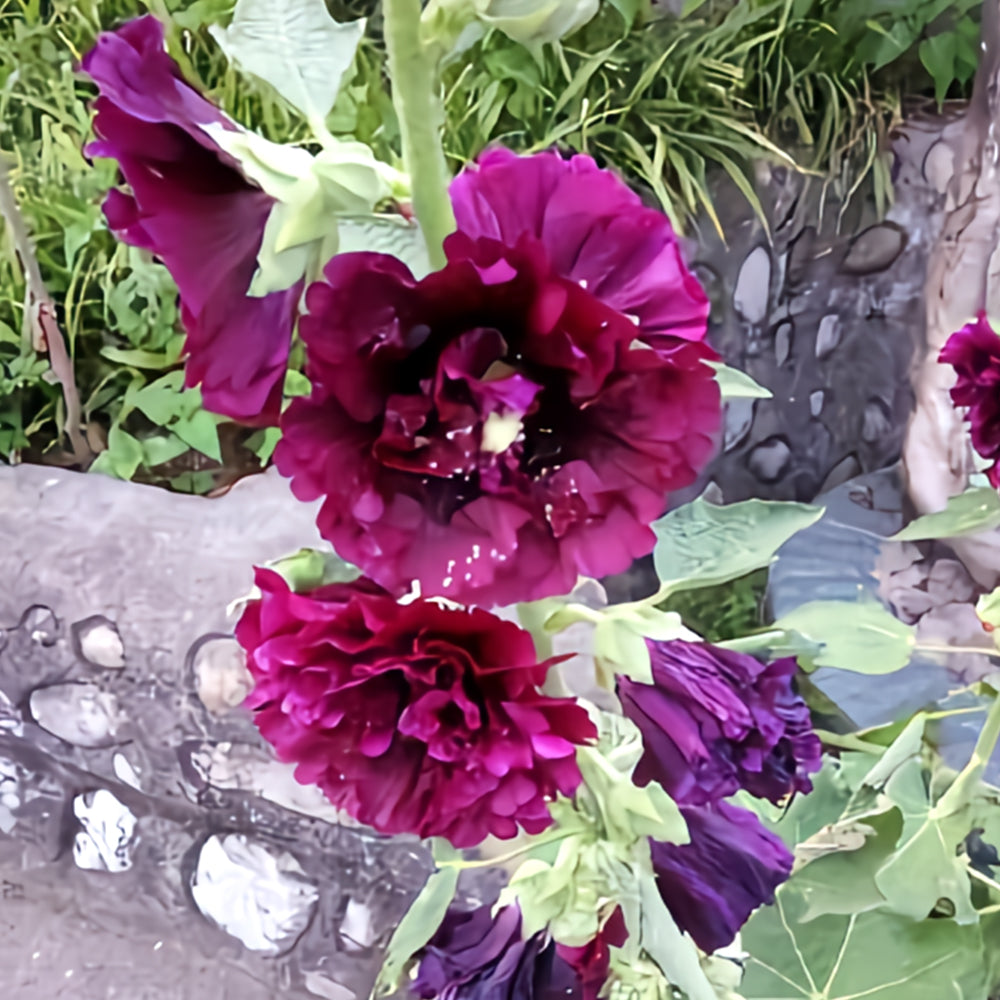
[0,158,91,465]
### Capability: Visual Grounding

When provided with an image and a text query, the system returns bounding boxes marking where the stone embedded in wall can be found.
[693,123,943,503]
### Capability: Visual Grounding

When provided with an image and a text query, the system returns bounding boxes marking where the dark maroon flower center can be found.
[363,240,637,530]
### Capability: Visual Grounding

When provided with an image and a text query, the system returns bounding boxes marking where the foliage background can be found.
[0,0,981,492]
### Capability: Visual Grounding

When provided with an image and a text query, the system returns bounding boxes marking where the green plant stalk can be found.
[383,0,455,270]
[934,690,1000,817]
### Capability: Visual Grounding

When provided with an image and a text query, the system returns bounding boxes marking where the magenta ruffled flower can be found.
[451,148,709,343]
[235,568,596,847]
[650,801,793,953]
[617,641,821,806]
[83,17,301,424]
[414,904,582,1000]
[939,311,1000,486]
[276,162,720,606]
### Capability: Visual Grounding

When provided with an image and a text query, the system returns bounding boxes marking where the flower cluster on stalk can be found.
[83,18,823,1000]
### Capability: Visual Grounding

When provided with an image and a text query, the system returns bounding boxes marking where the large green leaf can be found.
[774,600,915,675]
[210,0,366,123]
[890,488,1000,541]
[741,886,988,999]
[792,808,901,919]
[652,498,824,595]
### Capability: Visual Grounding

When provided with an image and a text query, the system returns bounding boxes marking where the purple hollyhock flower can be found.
[276,196,720,608]
[451,147,709,344]
[650,801,793,954]
[939,311,1000,487]
[414,904,581,1000]
[618,641,821,806]
[82,17,302,424]
[236,568,596,847]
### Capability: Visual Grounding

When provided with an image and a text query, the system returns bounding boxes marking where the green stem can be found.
[813,730,883,755]
[383,0,455,269]
[437,830,575,870]
[935,691,1000,816]
[715,629,789,653]
[914,641,999,657]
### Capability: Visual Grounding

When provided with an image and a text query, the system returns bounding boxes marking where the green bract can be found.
[499,713,686,946]
[473,0,600,48]
[205,125,408,297]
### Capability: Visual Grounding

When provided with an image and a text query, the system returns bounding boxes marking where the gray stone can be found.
[29,683,128,748]
[191,834,319,956]
[72,616,125,669]
[862,397,893,443]
[191,635,254,715]
[815,314,842,358]
[840,223,907,274]
[733,245,771,323]
[747,437,792,483]
[693,121,935,504]
[723,398,755,451]
[774,321,793,365]
[72,789,137,873]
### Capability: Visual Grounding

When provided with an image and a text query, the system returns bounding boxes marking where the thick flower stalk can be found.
[939,311,1000,486]
[235,568,596,847]
[276,150,720,608]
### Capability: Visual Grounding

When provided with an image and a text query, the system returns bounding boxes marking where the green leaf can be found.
[774,600,915,675]
[741,885,988,999]
[875,806,977,923]
[141,433,191,468]
[890,488,1000,541]
[857,712,926,792]
[606,0,645,28]
[171,410,222,462]
[96,425,144,480]
[792,808,901,919]
[474,0,601,48]
[129,373,188,426]
[246,427,282,463]
[210,0,366,123]
[919,31,958,105]
[99,345,182,370]
[207,130,402,296]
[652,497,824,595]
[706,360,772,399]
[371,865,459,997]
